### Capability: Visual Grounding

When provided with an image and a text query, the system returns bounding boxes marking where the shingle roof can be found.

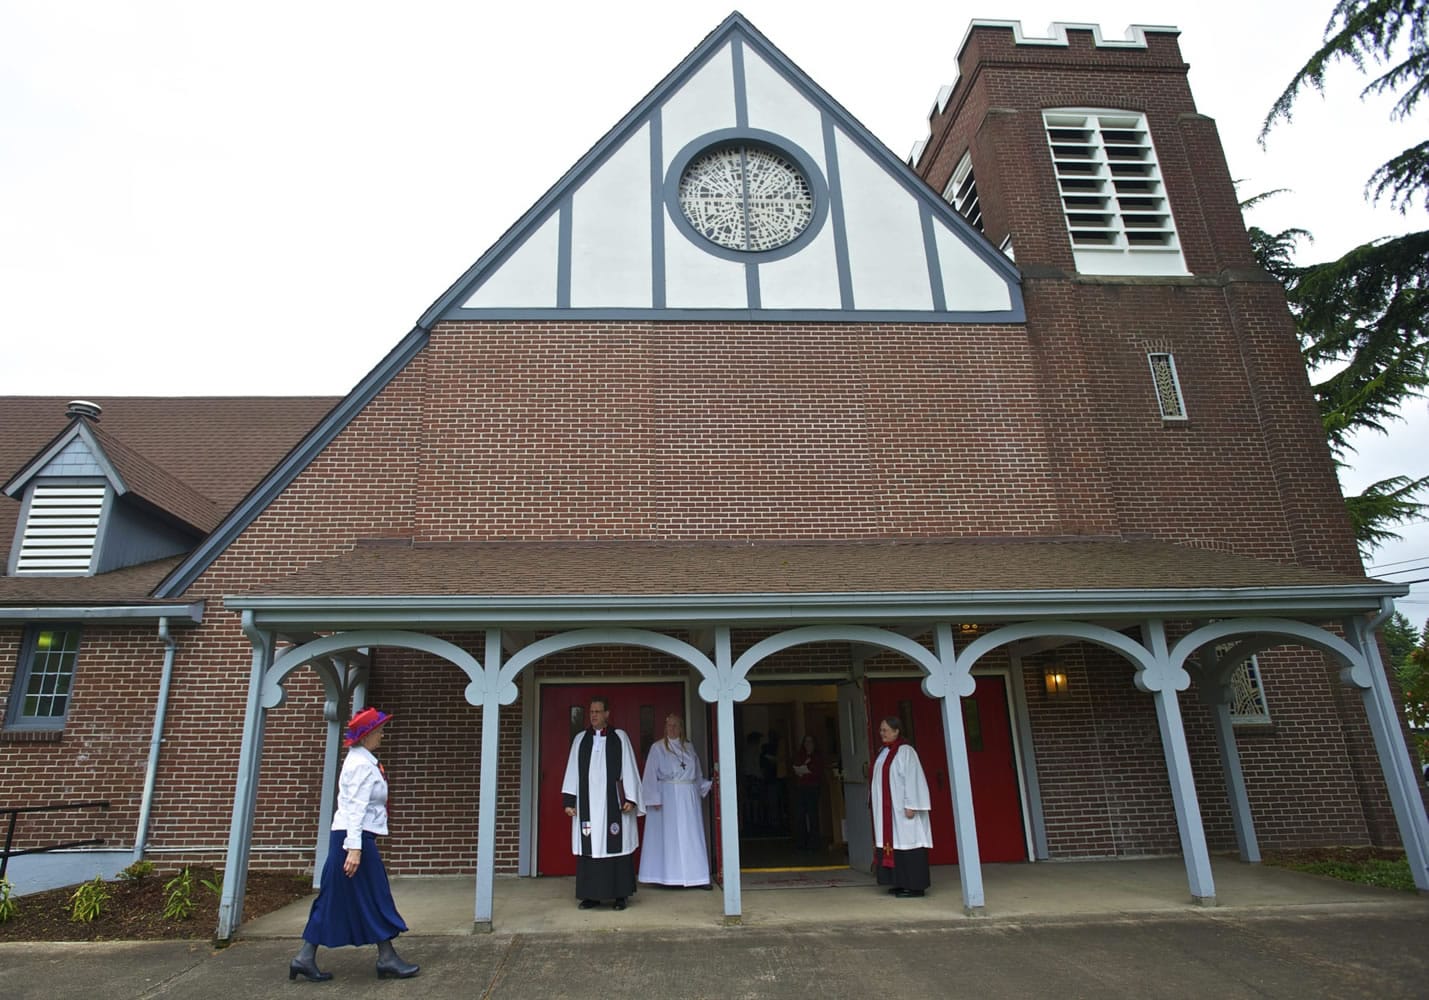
[239,536,1384,599]
[0,396,338,572]
[0,555,184,605]
[87,423,223,532]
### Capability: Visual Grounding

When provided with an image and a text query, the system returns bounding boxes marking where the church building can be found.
[2,14,1425,939]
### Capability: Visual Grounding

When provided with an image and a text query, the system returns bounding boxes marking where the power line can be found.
[1374,564,1429,578]
[1366,554,1429,570]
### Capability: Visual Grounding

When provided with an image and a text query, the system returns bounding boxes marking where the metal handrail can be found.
[0,800,110,881]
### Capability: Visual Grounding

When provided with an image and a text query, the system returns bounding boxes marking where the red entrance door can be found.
[866,676,1026,864]
[536,682,686,876]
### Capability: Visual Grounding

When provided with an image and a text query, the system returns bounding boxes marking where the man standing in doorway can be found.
[561,696,644,910]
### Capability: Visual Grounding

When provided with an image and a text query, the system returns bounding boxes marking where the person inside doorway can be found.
[741,730,764,829]
[561,696,644,910]
[760,731,786,833]
[870,715,932,899]
[639,713,714,888]
[791,734,824,852]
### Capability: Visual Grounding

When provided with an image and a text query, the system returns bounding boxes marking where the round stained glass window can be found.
[678,144,815,252]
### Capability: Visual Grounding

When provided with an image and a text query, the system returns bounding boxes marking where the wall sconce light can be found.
[1044,665,1069,699]
[957,623,980,637]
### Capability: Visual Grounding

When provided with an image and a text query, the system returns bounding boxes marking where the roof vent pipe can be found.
[66,400,102,422]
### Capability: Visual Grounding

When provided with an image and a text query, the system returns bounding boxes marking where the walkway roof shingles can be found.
[240,537,1389,599]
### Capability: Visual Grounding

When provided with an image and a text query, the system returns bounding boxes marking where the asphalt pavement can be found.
[2,860,1427,999]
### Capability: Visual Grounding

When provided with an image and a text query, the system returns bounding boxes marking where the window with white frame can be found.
[1228,655,1271,724]
[1147,352,1187,420]
[6,625,81,730]
[1043,110,1186,275]
[943,152,983,231]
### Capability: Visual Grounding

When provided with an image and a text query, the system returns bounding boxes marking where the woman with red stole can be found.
[869,715,932,898]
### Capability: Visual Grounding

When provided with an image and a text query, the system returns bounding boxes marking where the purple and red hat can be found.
[344,707,392,747]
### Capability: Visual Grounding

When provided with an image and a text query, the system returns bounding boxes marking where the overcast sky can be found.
[1,0,1424,617]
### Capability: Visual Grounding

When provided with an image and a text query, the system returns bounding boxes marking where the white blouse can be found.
[332,745,389,850]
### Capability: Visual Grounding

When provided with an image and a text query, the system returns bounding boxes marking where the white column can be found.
[474,630,503,929]
[1141,620,1215,904]
[216,614,273,941]
[1346,616,1429,891]
[1196,650,1259,863]
[932,623,984,914]
[712,627,743,923]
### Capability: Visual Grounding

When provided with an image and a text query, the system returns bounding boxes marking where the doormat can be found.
[740,868,876,890]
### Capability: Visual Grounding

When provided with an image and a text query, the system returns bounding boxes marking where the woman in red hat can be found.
[289,706,419,981]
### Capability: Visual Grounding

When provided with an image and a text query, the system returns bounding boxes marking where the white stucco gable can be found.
[424,13,1022,325]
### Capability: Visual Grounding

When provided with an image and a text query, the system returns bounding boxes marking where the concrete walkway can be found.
[240,857,1429,936]
[4,860,1428,999]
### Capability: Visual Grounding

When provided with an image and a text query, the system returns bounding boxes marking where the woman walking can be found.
[290,706,419,981]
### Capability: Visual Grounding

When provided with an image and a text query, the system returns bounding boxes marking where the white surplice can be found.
[638,737,713,886]
[870,743,934,850]
[562,728,644,857]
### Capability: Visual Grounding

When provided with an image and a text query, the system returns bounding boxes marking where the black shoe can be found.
[375,939,419,979]
[613,897,627,910]
[699,882,713,890]
[893,888,925,899]
[289,956,333,982]
[886,887,899,895]
[578,898,600,909]
[376,957,420,979]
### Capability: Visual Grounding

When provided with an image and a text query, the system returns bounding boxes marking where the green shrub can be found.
[163,867,195,921]
[0,877,18,924]
[118,859,155,881]
[200,869,223,896]
[69,876,109,923]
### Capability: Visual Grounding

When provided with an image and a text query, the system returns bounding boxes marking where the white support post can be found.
[217,614,273,941]
[1196,650,1259,863]
[713,627,743,923]
[1345,616,1429,891]
[932,624,984,914]
[311,656,349,888]
[1142,620,1216,905]
[474,629,503,930]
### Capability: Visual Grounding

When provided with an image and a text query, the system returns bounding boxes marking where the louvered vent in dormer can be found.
[15,483,107,574]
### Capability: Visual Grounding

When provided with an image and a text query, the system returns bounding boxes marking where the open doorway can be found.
[732,682,850,871]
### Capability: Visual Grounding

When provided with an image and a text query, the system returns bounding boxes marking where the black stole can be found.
[577,728,624,855]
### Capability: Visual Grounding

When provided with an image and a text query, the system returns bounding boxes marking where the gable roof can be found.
[419,12,1022,325]
[4,419,223,534]
[0,396,339,577]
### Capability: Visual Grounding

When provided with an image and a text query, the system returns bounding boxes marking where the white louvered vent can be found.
[942,152,983,231]
[1043,110,1186,275]
[16,483,106,574]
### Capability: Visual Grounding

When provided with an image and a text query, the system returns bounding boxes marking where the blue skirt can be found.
[302,829,409,947]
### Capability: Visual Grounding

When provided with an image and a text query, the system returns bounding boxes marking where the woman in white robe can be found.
[869,714,933,897]
[638,714,713,888]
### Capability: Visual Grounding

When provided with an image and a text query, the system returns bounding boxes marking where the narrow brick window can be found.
[942,152,983,231]
[1148,352,1187,420]
[6,625,81,731]
[1043,110,1186,275]
[1229,656,1271,725]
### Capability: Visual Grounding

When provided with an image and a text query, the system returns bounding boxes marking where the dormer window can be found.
[13,482,107,575]
[1043,110,1186,276]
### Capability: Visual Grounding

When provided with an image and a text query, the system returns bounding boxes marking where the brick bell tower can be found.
[911,21,1363,577]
